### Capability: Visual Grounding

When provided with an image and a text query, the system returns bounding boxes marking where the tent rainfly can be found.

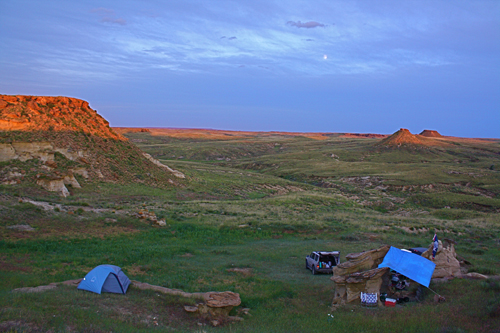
[378,246,436,287]
[78,265,131,294]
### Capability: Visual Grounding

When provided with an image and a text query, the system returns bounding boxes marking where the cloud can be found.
[91,7,127,25]
[101,17,127,25]
[91,8,114,15]
[287,21,325,29]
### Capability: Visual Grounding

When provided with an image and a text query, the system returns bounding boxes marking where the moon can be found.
[323,54,327,60]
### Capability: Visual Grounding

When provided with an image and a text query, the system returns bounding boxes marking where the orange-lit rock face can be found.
[0,95,124,140]
[419,130,443,137]
[379,128,424,146]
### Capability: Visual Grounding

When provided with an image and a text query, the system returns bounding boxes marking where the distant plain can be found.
[1,128,499,332]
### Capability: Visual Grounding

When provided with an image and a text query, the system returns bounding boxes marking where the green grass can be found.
[0,131,499,332]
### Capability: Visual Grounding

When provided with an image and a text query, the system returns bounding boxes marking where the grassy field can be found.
[1,131,499,332]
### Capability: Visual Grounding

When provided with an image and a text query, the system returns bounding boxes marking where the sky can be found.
[1,0,499,138]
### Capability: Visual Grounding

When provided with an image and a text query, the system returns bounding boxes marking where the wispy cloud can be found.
[287,21,325,28]
[91,7,127,25]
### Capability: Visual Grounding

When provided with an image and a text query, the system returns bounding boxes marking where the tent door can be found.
[101,273,125,294]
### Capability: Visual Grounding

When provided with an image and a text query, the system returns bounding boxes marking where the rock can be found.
[70,167,89,179]
[204,291,241,307]
[378,129,424,146]
[0,94,124,140]
[333,245,390,276]
[332,267,389,305]
[238,308,251,316]
[7,224,35,231]
[184,305,198,313]
[331,245,391,306]
[419,130,443,138]
[12,142,54,162]
[464,272,488,280]
[421,239,462,278]
[142,153,186,178]
[63,174,81,188]
[133,280,241,318]
[36,178,70,197]
[0,143,17,162]
[45,160,57,169]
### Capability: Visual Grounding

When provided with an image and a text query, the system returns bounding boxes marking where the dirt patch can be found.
[6,224,35,231]
[227,268,253,276]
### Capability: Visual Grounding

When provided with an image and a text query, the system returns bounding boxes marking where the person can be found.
[432,234,439,260]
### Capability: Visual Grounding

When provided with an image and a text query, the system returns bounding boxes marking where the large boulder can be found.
[331,245,391,306]
[333,245,390,276]
[36,178,70,197]
[332,267,389,305]
[421,239,462,278]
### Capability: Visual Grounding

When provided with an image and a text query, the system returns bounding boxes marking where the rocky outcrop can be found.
[331,245,391,306]
[0,142,88,163]
[378,128,424,146]
[133,209,166,226]
[1,168,24,185]
[0,142,85,196]
[421,239,462,279]
[113,127,151,134]
[63,174,81,188]
[333,245,390,277]
[0,94,123,140]
[419,130,443,137]
[332,267,389,305]
[36,178,70,197]
[142,153,185,178]
[1,95,184,190]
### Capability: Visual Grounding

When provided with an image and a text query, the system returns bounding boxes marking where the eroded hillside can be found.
[0,95,184,197]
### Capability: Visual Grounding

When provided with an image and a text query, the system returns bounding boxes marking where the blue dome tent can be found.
[77,265,131,294]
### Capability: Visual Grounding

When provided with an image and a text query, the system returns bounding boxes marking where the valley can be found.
[0,96,499,332]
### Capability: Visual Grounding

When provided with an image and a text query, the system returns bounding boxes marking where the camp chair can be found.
[361,292,378,307]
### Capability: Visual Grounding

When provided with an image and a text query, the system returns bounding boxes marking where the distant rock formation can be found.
[419,130,443,137]
[113,127,151,135]
[0,94,184,195]
[0,94,123,140]
[378,128,424,146]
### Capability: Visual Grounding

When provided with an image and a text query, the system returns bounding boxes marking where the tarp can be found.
[378,246,436,287]
[77,265,130,294]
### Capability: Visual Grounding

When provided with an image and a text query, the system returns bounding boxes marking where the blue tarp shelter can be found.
[378,246,436,287]
[77,265,130,294]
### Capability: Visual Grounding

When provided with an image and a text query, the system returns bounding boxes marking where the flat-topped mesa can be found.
[378,128,424,146]
[0,94,124,140]
[419,130,443,138]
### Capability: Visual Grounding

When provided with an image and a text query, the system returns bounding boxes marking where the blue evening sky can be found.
[1,0,499,137]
